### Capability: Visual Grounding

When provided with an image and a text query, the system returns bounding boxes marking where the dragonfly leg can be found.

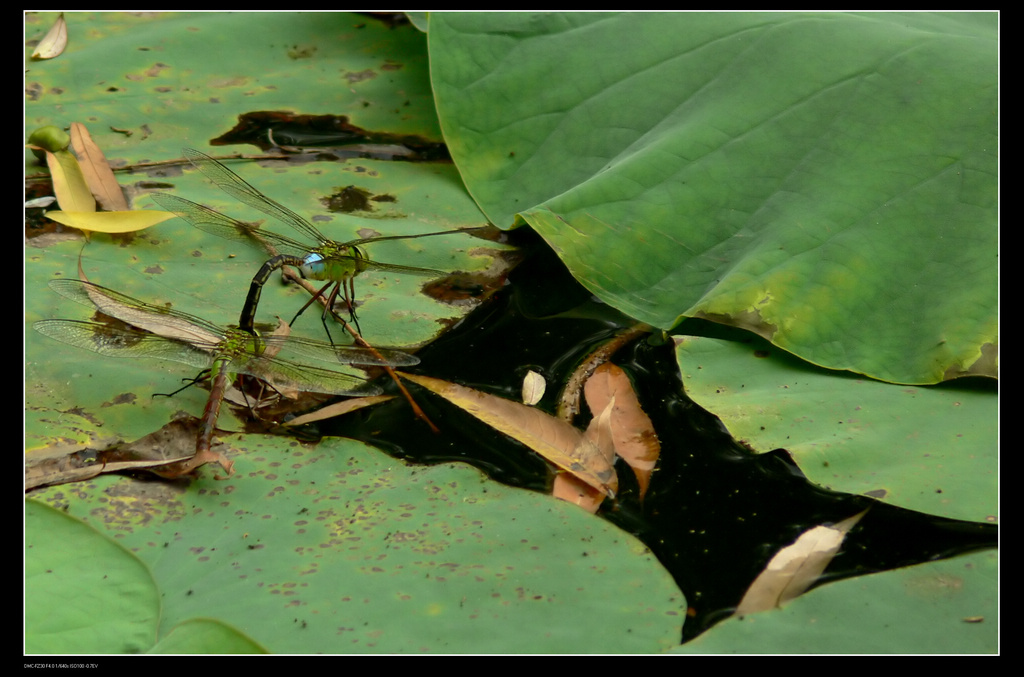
[153,369,211,398]
[344,276,362,335]
[319,282,361,344]
[289,280,335,327]
[287,279,339,350]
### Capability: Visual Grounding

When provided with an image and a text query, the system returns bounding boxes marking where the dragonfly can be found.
[33,279,421,477]
[151,148,481,340]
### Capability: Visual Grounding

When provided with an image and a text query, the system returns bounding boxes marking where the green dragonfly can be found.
[33,279,420,475]
[151,148,481,339]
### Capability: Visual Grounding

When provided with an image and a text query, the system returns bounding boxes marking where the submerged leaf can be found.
[735,509,869,615]
[400,372,615,497]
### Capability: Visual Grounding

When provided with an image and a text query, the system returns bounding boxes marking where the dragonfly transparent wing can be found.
[235,352,383,397]
[33,320,215,371]
[183,148,327,246]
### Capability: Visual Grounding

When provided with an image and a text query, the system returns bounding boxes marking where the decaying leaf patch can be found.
[25,418,231,490]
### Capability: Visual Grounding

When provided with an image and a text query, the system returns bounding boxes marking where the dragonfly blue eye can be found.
[300,253,326,278]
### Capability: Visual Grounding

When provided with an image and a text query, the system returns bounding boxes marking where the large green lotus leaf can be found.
[28,437,683,654]
[428,12,997,385]
[25,500,161,654]
[673,549,997,654]
[674,335,997,522]
[27,500,269,654]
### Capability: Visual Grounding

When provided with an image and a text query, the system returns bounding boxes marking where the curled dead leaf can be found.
[23,418,230,490]
[552,474,606,513]
[583,362,659,499]
[31,13,68,60]
[553,394,619,513]
[735,509,869,615]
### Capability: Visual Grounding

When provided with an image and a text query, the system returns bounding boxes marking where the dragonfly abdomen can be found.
[239,253,308,334]
[196,358,231,453]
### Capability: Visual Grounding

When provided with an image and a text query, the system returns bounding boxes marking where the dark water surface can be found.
[319,228,997,642]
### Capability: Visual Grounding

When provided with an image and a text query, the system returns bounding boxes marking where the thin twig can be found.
[279,266,440,433]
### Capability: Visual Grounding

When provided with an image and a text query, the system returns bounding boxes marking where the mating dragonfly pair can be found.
[35,149,482,476]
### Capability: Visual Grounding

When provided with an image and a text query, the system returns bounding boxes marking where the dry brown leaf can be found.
[31,13,67,60]
[24,418,227,490]
[26,443,114,491]
[70,122,130,211]
[259,319,290,358]
[551,473,606,512]
[284,395,395,426]
[577,394,619,492]
[735,509,869,615]
[400,372,615,497]
[553,395,619,512]
[583,362,660,498]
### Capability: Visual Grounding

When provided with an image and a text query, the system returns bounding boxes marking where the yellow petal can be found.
[44,209,177,233]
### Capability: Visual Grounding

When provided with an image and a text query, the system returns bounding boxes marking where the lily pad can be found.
[28,436,684,653]
[673,334,996,522]
[26,500,160,654]
[674,549,997,654]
